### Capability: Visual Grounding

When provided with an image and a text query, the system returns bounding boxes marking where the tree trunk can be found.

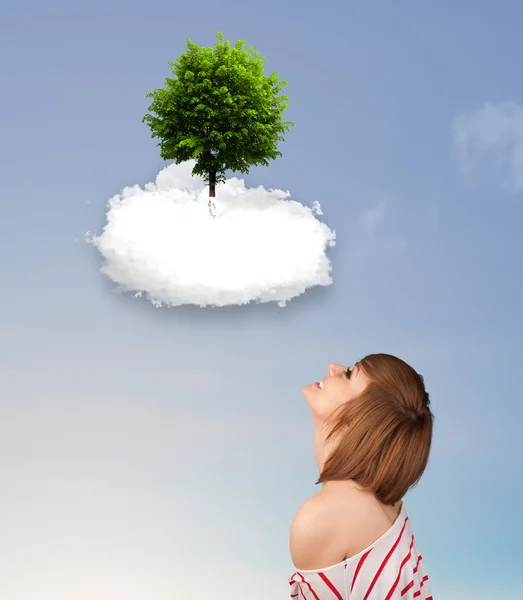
[209,171,216,197]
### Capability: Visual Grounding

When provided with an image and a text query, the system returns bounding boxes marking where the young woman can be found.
[289,354,434,600]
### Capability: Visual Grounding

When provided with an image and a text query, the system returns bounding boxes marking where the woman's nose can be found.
[328,363,345,376]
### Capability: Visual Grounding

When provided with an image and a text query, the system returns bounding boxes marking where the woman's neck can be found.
[312,417,335,476]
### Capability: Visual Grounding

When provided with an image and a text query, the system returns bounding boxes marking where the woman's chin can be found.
[301,383,320,401]
[303,382,320,391]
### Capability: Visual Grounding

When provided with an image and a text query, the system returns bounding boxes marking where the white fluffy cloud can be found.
[87,161,336,307]
[453,100,523,194]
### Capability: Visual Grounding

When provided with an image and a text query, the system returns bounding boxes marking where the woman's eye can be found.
[345,368,351,379]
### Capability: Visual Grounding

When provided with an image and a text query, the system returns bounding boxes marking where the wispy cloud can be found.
[357,199,408,255]
[361,200,388,233]
[453,100,523,194]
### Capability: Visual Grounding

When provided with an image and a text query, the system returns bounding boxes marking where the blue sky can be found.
[1,1,523,598]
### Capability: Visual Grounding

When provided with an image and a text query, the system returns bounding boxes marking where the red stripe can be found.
[318,572,344,600]
[351,549,373,591]
[413,554,422,574]
[414,574,430,597]
[413,591,421,598]
[384,535,415,600]
[362,516,409,600]
[290,573,308,600]
[299,588,307,600]
[297,573,321,600]
[401,568,430,598]
[401,580,414,596]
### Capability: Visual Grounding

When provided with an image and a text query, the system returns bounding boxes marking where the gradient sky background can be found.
[1,1,523,599]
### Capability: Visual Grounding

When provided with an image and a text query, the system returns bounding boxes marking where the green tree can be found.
[142,31,294,205]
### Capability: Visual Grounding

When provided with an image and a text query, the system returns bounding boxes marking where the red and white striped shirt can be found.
[289,503,432,600]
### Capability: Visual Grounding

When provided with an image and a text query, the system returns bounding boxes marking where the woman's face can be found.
[302,362,370,424]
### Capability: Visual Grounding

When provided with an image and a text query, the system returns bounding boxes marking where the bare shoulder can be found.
[290,485,402,571]
[290,490,346,571]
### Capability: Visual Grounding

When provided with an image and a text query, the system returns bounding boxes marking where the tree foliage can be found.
[142,31,294,197]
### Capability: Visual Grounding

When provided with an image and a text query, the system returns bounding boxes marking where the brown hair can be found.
[316,353,434,505]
